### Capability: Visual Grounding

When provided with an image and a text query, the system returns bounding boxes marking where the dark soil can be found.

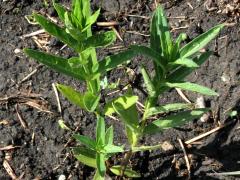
[0,0,240,179]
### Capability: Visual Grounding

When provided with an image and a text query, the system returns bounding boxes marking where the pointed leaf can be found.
[170,58,199,68]
[145,103,193,119]
[168,51,212,82]
[33,14,79,50]
[73,147,96,168]
[105,126,113,145]
[64,12,84,41]
[83,92,100,112]
[72,0,83,23]
[53,2,67,22]
[164,82,218,96]
[141,65,156,97]
[144,108,209,134]
[86,9,101,26]
[110,165,141,178]
[56,84,86,109]
[103,144,124,154]
[84,31,116,49]
[170,33,187,61]
[24,49,86,81]
[180,24,224,58]
[96,153,106,177]
[154,6,173,59]
[73,134,96,149]
[96,117,105,146]
[95,49,135,74]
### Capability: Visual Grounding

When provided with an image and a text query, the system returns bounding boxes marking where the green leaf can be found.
[72,0,83,24]
[170,58,199,68]
[103,144,124,154]
[110,165,141,178]
[131,45,166,72]
[168,51,212,82]
[96,153,106,177]
[164,82,218,96]
[83,91,100,112]
[53,2,67,22]
[24,49,87,81]
[141,65,156,97]
[152,6,173,59]
[104,95,138,116]
[84,31,116,49]
[64,12,84,41]
[33,14,79,50]
[73,147,96,168]
[105,126,113,145]
[112,95,139,129]
[95,49,135,74]
[171,33,187,61]
[93,170,104,180]
[96,117,105,146]
[145,103,193,119]
[56,84,85,109]
[180,24,224,58]
[126,125,139,147]
[144,108,208,134]
[83,9,101,32]
[73,134,96,150]
[132,144,162,152]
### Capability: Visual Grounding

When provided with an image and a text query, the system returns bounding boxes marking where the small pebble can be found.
[14,48,21,54]
[161,141,174,151]
[58,174,66,180]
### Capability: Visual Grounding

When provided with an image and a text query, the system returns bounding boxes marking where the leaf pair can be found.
[73,117,124,178]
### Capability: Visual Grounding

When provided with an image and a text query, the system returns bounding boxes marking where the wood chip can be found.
[0,119,9,125]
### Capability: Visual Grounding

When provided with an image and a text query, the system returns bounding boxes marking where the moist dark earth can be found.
[0,0,240,179]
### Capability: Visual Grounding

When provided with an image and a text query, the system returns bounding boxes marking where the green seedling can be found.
[23,1,224,179]
[73,116,124,179]
[24,0,135,114]
[103,5,224,176]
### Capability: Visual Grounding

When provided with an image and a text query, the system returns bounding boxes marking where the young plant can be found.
[73,116,124,179]
[23,0,225,179]
[24,0,135,114]
[103,5,224,175]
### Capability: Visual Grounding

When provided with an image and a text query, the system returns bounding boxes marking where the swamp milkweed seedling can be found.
[24,0,224,179]
[103,5,224,175]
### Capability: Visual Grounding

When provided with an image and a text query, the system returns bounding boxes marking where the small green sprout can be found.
[73,116,124,179]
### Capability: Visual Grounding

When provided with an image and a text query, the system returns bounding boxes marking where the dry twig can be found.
[15,104,28,129]
[178,139,191,176]
[185,121,233,145]
[52,83,62,116]
[3,160,18,180]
